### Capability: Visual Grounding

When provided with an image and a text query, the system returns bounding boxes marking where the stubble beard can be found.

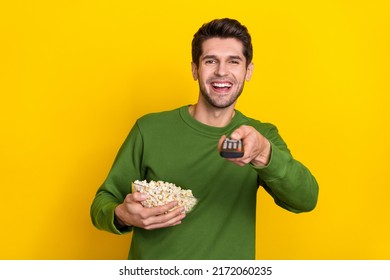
[198,81,245,109]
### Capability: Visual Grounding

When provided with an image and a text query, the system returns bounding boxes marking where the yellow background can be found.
[1,0,389,259]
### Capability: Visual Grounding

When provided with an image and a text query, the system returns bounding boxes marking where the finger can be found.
[238,139,258,163]
[230,125,251,140]
[141,206,185,230]
[128,192,148,203]
[228,158,248,167]
[144,210,186,230]
[146,201,179,216]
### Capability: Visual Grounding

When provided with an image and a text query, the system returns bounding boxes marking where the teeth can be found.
[212,83,231,88]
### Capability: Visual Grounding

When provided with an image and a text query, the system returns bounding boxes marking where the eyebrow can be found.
[201,55,244,61]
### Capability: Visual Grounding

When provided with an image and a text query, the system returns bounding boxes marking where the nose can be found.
[214,62,228,76]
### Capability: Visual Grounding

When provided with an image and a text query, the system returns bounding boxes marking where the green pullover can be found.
[90,106,318,259]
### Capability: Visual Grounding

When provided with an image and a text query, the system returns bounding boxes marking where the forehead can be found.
[200,37,245,59]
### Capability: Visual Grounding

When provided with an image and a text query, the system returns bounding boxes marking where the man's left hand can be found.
[218,125,271,167]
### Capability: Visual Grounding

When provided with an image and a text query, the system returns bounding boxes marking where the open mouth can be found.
[211,82,232,90]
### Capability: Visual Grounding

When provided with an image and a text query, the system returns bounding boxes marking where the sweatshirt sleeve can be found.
[253,124,319,213]
[90,123,145,234]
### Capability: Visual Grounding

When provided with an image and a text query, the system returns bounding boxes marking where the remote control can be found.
[220,138,244,158]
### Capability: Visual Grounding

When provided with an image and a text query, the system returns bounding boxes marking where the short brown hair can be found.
[192,18,253,67]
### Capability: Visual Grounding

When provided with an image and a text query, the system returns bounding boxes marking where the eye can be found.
[230,60,240,64]
[205,59,216,64]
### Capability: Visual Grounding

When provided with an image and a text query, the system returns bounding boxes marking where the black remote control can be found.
[220,138,244,158]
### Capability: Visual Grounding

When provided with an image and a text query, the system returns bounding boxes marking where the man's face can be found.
[192,37,254,109]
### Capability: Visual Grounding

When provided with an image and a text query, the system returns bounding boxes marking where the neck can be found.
[189,103,236,127]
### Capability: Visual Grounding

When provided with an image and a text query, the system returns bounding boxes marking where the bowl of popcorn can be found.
[132,180,198,213]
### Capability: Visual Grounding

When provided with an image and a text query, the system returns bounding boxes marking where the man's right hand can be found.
[114,192,186,230]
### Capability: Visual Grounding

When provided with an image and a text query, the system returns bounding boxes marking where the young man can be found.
[90,18,319,259]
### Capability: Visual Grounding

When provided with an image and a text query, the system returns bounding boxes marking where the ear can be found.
[191,62,198,81]
[245,62,254,81]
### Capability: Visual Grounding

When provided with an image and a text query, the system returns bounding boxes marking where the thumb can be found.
[230,125,251,140]
[131,191,148,202]
[230,127,245,140]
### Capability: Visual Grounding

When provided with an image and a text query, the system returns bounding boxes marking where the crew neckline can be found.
[179,105,245,137]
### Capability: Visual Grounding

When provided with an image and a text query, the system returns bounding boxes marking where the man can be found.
[90,18,319,259]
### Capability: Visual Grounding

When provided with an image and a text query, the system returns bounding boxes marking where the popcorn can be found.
[132,180,197,213]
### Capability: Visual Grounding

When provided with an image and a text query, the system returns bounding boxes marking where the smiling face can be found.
[192,37,254,109]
